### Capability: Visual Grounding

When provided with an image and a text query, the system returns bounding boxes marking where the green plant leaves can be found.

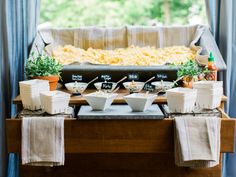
[25,54,63,78]
[177,60,204,79]
[40,0,206,27]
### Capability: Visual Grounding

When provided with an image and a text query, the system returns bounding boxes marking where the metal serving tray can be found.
[31,26,226,84]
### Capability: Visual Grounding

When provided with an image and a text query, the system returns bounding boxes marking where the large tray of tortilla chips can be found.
[31,25,226,83]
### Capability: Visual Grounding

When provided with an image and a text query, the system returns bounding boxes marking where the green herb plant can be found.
[177,60,203,80]
[25,53,63,78]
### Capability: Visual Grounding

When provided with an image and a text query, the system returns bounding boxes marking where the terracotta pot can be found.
[182,76,194,88]
[33,75,59,91]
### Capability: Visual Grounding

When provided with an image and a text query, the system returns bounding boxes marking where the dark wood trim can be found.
[6,118,235,154]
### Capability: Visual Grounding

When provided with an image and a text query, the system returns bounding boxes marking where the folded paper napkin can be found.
[22,117,64,166]
[174,116,221,168]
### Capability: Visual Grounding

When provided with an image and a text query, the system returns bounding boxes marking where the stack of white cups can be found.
[166,87,197,113]
[19,79,50,110]
[40,91,70,115]
[193,81,223,109]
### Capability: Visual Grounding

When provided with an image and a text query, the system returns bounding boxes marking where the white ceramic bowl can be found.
[151,81,174,92]
[65,82,88,94]
[124,93,156,112]
[94,82,117,92]
[83,91,118,111]
[123,81,145,93]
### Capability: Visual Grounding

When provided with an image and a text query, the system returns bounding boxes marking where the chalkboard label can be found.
[101,74,112,81]
[128,73,139,81]
[72,74,83,81]
[101,82,113,90]
[143,83,155,92]
[156,73,168,79]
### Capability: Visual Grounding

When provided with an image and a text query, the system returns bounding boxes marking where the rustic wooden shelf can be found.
[13,88,228,106]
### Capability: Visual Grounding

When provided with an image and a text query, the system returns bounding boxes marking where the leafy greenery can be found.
[177,60,203,79]
[40,0,206,27]
[25,54,63,78]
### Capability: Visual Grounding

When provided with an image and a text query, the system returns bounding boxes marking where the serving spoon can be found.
[116,76,127,85]
[144,76,155,85]
[110,76,127,93]
[112,86,120,93]
[87,76,99,85]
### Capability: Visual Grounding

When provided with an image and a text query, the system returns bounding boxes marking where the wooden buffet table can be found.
[6,89,235,177]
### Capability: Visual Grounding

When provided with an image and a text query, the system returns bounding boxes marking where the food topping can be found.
[52,45,196,66]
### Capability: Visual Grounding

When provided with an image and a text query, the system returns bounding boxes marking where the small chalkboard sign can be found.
[143,83,155,92]
[128,73,139,81]
[72,74,83,81]
[101,74,112,81]
[156,73,168,80]
[101,82,113,90]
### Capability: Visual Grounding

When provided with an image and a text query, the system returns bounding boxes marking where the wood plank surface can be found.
[6,118,235,153]
[13,89,228,106]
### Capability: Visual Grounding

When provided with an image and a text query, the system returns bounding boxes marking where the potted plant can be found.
[177,60,205,88]
[25,53,63,90]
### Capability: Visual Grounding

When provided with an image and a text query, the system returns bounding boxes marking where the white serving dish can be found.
[83,91,118,111]
[94,82,117,92]
[124,93,156,112]
[65,82,88,94]
[123,81,145,93]
[193,81,223,89]
[151,81,174,92]
[19,79,50,110]
[166,87,197,113]
[40,90,70,114]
